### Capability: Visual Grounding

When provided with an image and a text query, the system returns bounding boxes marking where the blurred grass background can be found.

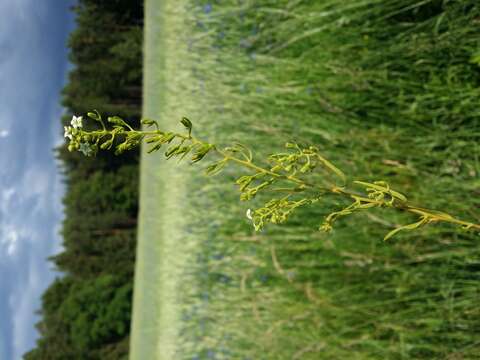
[131,0,480,359]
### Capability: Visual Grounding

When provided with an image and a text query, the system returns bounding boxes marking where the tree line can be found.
[24,1,143,358]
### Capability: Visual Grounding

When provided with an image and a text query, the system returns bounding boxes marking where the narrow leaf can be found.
[384,218,427,241]
[317,154,346,183]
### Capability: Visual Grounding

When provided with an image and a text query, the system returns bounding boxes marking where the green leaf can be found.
[161,133,176,143]
[390,189,407,202]
[87,110,101,121]
[145,136,160,144]
[165,145,181,159]
[232,142,253,162]
[470,52,480,66]
[100,140,113,150]
[354,181,407,202]
[354,180,385,191]
[205,161,226,176]
[147,143,162,154]
[180,117,192,134]
[383,218,427,241]
[141,118,157,127]
[177,146,192,162]
[317,154,346,183]
[108,116,128,127]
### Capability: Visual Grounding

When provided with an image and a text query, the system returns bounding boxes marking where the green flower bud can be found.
[142,118,158,128]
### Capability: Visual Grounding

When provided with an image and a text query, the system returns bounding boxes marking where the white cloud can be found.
[0,226,27,257]
[22,167,49,195]
[10,263,42,360]
[0,1,74,357]
[1,188,15,213]
[6,230,19,256]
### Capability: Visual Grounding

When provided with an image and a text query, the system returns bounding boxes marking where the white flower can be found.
[64,126,73,140]
[246,208,253,220]
[79,142,93,156]
[71,115,83,129]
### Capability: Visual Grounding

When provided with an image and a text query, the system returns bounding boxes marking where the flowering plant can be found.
[65,112,480,240]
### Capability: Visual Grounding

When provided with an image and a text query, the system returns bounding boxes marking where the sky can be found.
[0,1,76,359]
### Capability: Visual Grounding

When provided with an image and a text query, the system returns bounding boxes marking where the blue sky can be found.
[0,1,76,358]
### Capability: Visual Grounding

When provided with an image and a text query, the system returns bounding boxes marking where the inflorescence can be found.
[65,112,480,240]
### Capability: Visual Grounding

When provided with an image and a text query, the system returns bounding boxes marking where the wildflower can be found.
[64,126,73,140]
[71,115,83,129]
[203,3,212,14]
[286,270,296,281]
[246,208,253,220]
[79,142,93,157]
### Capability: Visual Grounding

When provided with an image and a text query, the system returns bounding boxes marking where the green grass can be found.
[128,1,165,358]
[131,0,480,359]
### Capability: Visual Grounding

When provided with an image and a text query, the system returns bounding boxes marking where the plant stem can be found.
[213,149,480,232]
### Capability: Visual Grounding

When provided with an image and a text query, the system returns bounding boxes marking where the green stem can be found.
[81,126,480,234]
[216,144,480,231]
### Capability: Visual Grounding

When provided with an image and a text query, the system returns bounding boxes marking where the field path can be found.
[130,1,192,358]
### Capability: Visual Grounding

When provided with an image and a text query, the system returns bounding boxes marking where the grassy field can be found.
[131,0,480,359]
